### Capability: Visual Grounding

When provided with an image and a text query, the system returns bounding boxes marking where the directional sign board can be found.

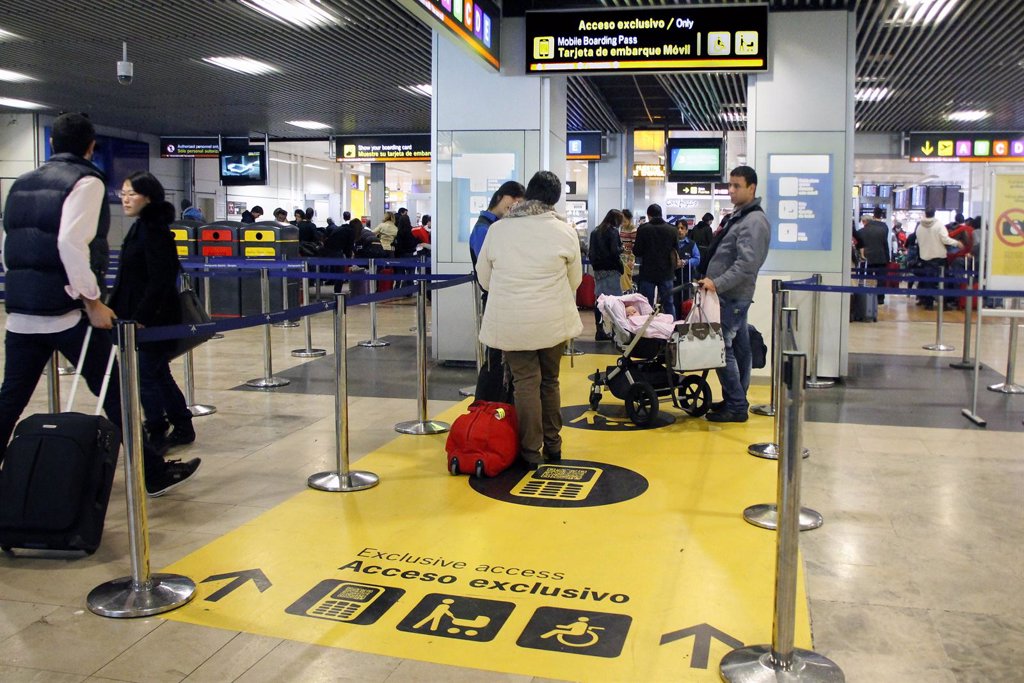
[908,132,1024,163]
[160,363,812,681]
[525,5,768,74]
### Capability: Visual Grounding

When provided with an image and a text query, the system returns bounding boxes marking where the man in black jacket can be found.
[854,206,891,304]
[0,113,199,496]
[690,212,714,276]
[632,203,678,314]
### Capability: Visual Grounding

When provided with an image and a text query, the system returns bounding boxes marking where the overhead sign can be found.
[525,5,768,74]
[908,132,1024,162]
[566,132,602,160]
[633,163,665,178]
[676,183,713,196]
[160,136,220,159]
[336,135,431,162]
[397,0,500,70]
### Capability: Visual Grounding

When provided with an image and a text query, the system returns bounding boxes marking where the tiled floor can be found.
[0,293,1022,682]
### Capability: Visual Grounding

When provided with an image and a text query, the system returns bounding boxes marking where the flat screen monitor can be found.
[878,184,893,198]
[894,189,909,210]
[861,183,878,198]
[944,185,961,212]
[666,138,724,183]
[926,186,945,211]
[911,186,928,210]
[219,148,267,186]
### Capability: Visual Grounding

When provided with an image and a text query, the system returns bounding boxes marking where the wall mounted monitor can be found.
[219,148,267,186]
[910,186,928,210]
[666,138,724,183]
[566,131,602,160]
[861,183,878,197]
[944,185,962,211]
[894,189,910,210]
[878,184,893,198]
[926,185,945,211]
[44,127,150,203]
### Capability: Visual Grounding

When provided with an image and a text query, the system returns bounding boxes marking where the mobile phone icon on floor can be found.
[286,579,405,625]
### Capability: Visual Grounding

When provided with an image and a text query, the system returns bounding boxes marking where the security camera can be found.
[117,60,133,85]
[116,41,132,85]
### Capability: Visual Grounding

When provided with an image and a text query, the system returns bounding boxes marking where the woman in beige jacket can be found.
[476,171,583,466]
[373,211,398,253]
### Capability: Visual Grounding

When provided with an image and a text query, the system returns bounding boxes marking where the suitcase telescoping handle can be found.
[64,325,118,416]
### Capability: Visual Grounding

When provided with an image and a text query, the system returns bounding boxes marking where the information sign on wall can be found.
[335,135,431,162]
[633,164,665,178]
[765,154,834,251]
[908,132,1024,163]
[160,136,220,159]
[989,174,1024,289]
[397,0,500,70]
[525,5,768,74]
[566,132,602,160]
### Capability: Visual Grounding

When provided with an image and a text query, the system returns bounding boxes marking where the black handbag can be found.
[172,285,215,359]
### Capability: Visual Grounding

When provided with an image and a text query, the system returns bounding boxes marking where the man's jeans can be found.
[715,296,753,414]
[637,278,675,316]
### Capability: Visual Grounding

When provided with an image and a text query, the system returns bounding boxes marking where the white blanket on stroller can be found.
[597,293,676,340]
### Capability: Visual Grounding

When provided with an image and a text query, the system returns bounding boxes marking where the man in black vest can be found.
[632,203,678,314]
[0,113,200,496]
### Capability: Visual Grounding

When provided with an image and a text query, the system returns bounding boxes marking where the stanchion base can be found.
[212,333,225,340]
[307,470,380,492]
[960,408,988,427]
[922,343,955,351]
[563,347,585,357]
[747,443,810,460]
[87,573,196,618]
[806,379,835,389]
[395,420,451,435]
[188,404,217,417]
[742,504,823,531]
[291,348,327,358]
[58,365,76,376]
[986,382,1024,394]
[720,644,845,683]
[459,385,476,397]
[358,340,391,348]
[949,359,977,369]
[750,404,774,417]
[273,320,300,328]
[245,376,291,389]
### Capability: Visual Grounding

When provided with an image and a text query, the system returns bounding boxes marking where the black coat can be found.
[108,201,181,331]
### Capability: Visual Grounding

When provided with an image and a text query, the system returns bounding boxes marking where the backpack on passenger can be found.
[445,400,518,478]
[0,328,120,555]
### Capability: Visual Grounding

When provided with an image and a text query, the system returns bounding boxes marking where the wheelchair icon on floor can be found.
[540,616,604,647]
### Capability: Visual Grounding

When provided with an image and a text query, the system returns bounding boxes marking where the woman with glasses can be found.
[108,172,195,451]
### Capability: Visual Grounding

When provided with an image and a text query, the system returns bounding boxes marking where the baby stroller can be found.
[587,290,715,426]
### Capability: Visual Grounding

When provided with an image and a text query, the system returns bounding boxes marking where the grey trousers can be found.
[505,343,566,460]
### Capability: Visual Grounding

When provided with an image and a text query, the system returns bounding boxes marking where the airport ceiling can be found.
[0,0,1019,141]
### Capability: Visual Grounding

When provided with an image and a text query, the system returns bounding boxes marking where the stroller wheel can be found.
[625,383,659,425]
[677,375,712,417]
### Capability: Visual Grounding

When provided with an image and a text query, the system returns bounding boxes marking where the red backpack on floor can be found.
[445,401,518,478]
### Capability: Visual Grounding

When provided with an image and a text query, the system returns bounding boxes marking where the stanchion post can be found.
[88,320,196,618]
[923,265,955,351]
[395,277,451,435]
[308,293,379,492]
[180,272,216,416]
[245,268,290,388]
[203,257,224,340]
[359,258,390,348]
[292,260,327,358]
[749,278,778,417]
[721,351,843,683]
[46,352,61,412]
[987,297,1024,393]
[459,278,485,398]
[951,256,977,369]
[273,268,299,328]
[805,274,835,388]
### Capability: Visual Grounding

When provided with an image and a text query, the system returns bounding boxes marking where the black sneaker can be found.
[146,458,201,498]
[705,411,749,423]
[165,423,196,448]
[709,400,726,412]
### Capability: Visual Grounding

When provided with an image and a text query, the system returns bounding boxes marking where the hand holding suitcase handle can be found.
[83,297,116,330]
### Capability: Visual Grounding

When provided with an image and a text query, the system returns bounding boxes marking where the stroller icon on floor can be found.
[412,598,491,637]
[540,616,604,647]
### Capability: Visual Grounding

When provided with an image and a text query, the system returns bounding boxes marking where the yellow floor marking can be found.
[161,355,810,681]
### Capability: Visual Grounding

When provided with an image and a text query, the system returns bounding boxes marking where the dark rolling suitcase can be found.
[0,329,120,554]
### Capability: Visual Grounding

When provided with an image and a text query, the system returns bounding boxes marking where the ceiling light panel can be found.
[888,0,957,26]
[286,120,331,130]
[237,0,343,29]
[202,56,279,75]
[0,27,22,41]
[0,68,35,82]
[944,109,989,122]
[402,84,432,97]
[855,87,891,102]
[0,97,46,110]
